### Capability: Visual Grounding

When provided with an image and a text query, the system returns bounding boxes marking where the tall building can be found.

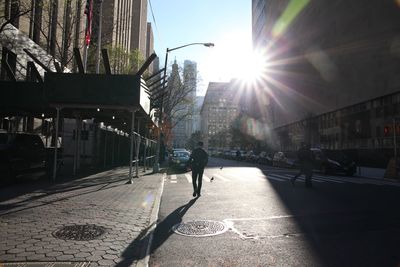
[193,96,204,132]
[168,60,198,148]
[168,60,184,148]
[200,82,241,150]
[91,0,148,74]
[131,0,148,57]
[146,22,155,73]
[252,0,400,129]
[253,0,400,153]
[183,60,197,138]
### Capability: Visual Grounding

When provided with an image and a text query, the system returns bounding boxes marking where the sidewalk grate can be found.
[172,220,228,237]
[52,224,106,241]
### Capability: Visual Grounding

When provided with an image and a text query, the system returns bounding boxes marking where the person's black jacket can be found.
[189,148,208,170]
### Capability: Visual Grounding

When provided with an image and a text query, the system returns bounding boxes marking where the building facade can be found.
[131,0,147,57]
[252,0,400,155]
[193,96,204,133]
[91,0,149,74]
[168,60,198,148]
[252,0,400,129]
[183,60,197,138]
[200,82,241,150]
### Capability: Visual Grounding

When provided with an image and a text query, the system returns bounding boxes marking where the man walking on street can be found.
[291,142,314,188]
[189,141,208,197]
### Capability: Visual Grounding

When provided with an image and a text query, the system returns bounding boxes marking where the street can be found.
[149,157,400,267]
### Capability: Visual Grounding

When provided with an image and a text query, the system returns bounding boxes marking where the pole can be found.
[393,118,397,178]
[103,126,107,167]
[77,118,82,171]
[73,116,79,175]
[95,0,103,73]
[153,49,169,172]
[135,120,141,177]
[143,137,147,172]
[129,110,136,183]
[52,107,60,182]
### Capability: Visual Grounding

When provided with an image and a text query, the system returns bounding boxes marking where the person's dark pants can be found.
[293,164,313,187]
[192,168,204,195]
[305,169,313,187]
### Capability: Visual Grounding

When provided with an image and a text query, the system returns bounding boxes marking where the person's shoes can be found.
[197,191,201,197]
[193,192,197,197]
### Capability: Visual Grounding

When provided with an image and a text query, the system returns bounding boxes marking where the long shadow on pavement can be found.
[0,167,140,216]
[115,197,198,267]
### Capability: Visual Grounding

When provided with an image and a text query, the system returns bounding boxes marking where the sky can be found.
[147,0,252,95]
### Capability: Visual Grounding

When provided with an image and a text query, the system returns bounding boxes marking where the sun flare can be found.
[203,31,269,84]
[239,50,269,85]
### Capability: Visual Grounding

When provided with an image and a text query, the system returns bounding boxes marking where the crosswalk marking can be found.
[203,174,211,182]
[170,180,177,183]
[267,175,285,182]
[212,173,229,182]
[166,171,399,187]
[185,173,192,183]
[227,172,266,182]
[225,173,247,181]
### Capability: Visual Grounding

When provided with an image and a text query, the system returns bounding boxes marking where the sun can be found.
[238,50,269,85]
[203,30,269,85]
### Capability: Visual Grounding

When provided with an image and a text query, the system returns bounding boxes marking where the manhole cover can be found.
[52,224,106,241]
[172,220,228,237]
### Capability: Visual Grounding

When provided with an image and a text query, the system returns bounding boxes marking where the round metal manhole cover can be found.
[172,220,228,237]
[52,224,106,241]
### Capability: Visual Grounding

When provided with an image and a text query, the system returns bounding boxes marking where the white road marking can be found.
[266,175,285,182]
[203,174,211,182]
[225,173,246,181]
[171,175,177,180]
[170,180,177,183]
[185,173,192,183]
[212,173,229,182]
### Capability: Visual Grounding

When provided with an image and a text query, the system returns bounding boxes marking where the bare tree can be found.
[39,0,85,70]
[0,0,32,34]
[158,62,198,145]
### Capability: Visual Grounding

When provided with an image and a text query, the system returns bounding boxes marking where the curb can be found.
[136,172,165,267]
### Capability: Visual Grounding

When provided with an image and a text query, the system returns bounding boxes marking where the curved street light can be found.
[153,42,214,172]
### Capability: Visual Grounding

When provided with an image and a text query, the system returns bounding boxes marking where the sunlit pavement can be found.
[149,157,400,267]
[0,167,164,267]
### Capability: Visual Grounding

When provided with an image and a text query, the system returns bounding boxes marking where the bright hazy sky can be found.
[147,0,252,95]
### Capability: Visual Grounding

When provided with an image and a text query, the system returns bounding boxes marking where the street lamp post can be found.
[153,42,214,172]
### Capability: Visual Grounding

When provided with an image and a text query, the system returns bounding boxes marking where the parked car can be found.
[272,151,299,168]
[0,132,48,184]
[257,151,273,165]
[244,150,255,162]
[169,150,191,170]
[311,148,356,176]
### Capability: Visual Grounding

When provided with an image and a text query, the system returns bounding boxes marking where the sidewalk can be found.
[0,166,165,266]
[355,166,386,179]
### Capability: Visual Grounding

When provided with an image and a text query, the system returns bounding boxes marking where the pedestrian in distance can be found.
[189,141,208,197]
[291,142,314,188]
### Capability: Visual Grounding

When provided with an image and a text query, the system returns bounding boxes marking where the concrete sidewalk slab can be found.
[0,167,165,267]
[355,166,386,179]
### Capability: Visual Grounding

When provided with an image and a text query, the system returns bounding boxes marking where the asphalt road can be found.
[149,157,400,267]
